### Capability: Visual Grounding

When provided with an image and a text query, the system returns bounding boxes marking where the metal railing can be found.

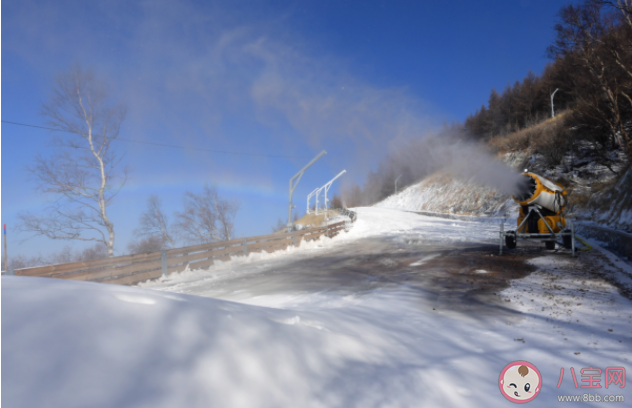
[3,218,357,285]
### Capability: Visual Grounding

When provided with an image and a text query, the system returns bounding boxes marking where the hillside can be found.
[360,0,632,233]
[375,116,632,232]
[376,172,518,217]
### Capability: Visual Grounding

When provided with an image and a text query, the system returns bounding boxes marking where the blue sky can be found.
[2,0,573,259]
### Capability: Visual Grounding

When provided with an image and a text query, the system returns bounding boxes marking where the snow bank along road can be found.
[3,207,632,407]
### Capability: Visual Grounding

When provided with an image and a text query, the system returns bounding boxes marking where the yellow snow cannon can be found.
[499,172,576,256]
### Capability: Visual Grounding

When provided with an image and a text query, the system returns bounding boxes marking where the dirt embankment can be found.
[293,210,342,229]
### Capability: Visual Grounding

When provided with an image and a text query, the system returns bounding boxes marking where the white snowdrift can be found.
[376,172,518,217]
[2,207,631,408]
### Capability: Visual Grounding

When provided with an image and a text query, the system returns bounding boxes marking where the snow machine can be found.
[499,171,576,256]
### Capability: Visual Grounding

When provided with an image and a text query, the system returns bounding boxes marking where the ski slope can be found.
[375,172,518,217]
[3,207,631,407]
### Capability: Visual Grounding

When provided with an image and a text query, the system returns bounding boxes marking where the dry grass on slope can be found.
[293,210,341,229]
[488,112,571,168]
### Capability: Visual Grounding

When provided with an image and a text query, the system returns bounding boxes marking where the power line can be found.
[1,120,309,159]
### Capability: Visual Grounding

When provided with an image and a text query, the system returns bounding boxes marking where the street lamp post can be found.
[395,174,403,194]
[306,187,320,215]
[288,150,327,232]
[321,170,347,218]
[551,88,559,118]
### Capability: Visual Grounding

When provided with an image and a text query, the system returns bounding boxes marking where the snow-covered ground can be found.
[374,150,631,233]
[375,173,518,217]
[3,208,631,407]
[139,207,505,298]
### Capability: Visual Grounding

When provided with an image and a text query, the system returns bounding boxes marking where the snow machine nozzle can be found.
[500,172,576,256]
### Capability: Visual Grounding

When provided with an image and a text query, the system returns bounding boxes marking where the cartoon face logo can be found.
[498,361,542,403]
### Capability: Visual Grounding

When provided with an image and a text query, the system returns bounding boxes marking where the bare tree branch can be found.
[127,236,165,255]
[18,65,129,256]
[549,1,631,152]
[133,195,176,248]
[173,185,240,245]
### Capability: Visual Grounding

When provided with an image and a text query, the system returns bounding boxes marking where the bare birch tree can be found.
[18,65,129,257]
[599,0,632,27]
[549,1,631,152]
[133,195,175,248]
[173,185,239,244]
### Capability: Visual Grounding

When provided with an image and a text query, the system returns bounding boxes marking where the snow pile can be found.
[374,150,532,216]
[376,172,518,217]
[5,270,631,408]
[375,145,631,234]
[4,207,632,407]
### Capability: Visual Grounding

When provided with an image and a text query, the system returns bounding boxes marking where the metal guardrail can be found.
[337,208,357,221]
[2,218,357,285]
[576,223,632,261]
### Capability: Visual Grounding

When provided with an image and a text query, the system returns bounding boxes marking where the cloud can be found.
[5,0,443,180]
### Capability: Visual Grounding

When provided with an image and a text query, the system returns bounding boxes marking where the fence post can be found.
[293,230,297,247]
[571,221,576,257]
[3,223,7,273]
[499,222,504,256]
[243,236,248,257]
[161,250,167,277]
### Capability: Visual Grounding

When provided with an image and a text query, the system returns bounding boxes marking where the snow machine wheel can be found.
[505,232,517,249]
[562,230,573,249]
[545,241,556,250]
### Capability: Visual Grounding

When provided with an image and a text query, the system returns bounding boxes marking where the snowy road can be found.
[3,207,632,407]
[141,207,632,405]
[143,208,539,320]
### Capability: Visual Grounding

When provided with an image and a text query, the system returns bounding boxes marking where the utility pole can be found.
[288,150,327,232]
[550,88,559,118]
[395,174,403,194]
